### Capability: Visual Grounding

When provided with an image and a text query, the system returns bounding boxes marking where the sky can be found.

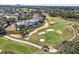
[0,0,79,6]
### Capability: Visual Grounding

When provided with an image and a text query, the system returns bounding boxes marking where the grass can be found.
[49,22,67,31]
[0,37,8,44]
[0,13,73,53]
[44,31,61,44]
[29,13,73,46]
[0,37,45,54]
[2,43,29,54]
[43,13,68,31]
[48,16,67,31]
[50,17,65,23]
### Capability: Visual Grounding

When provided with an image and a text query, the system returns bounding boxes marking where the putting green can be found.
[43,31,61,44]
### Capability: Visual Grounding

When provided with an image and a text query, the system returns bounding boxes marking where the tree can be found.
[59,40,79,54]
[20,27,27,39]
[0,27,6,35]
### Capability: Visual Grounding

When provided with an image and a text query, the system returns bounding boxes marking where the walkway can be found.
[68,26,76,41]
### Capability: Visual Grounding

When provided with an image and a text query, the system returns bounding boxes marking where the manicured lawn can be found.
[50,17,65,23]
[2,43,29,54]
[48,17,68,31]
[0,37,8,44]
[50,22,67,31]
[0,37,45,54]
[44,31,61,44]
[44,13,68,31]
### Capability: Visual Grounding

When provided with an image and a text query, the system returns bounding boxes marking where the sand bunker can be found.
[0,50,2,53]
[38,31,45,35]
[57,30,62,34]
[50,21,54,24]
[46,29,54,32]
[40,39,45,42]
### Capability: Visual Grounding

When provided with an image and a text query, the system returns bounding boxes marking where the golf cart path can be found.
[4,35,42,49]
[28,20,49,37]
[4,20,58,53]
[4,35,58,53]
[68,26,76,41]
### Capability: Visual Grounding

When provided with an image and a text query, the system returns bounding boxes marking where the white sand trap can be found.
[63,20,66,21]
[25,37,29,40]
[38,31,45,35]
[0,50,2,52]
[50,21,54,24]
[46,29,54,32]
[57,30,62,34]
[40,39,45,42]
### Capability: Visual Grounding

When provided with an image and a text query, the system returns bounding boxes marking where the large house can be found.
[16,16,43,31]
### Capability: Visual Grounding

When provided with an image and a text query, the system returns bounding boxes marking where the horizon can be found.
[0,4,79,6]
[0,0,79,6]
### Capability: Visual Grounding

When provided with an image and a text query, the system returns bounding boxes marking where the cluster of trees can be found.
[49,10,79,19]
[17,8,44,20]
[59,40,79,54]
[0,27,6,35]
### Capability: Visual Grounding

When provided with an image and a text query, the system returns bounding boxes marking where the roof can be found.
[16,16,43,28]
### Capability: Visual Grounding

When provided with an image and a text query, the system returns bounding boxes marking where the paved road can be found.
[4,35,42,49]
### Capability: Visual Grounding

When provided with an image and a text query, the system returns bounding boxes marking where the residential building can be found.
[16,16,43,31]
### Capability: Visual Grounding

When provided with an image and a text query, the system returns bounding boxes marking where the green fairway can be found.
[0,37,45,54]
[50,22,67,31]
[50,17,65,23]
[48,17,68,31]
[0,37,8,44]
[2,43,29,54]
